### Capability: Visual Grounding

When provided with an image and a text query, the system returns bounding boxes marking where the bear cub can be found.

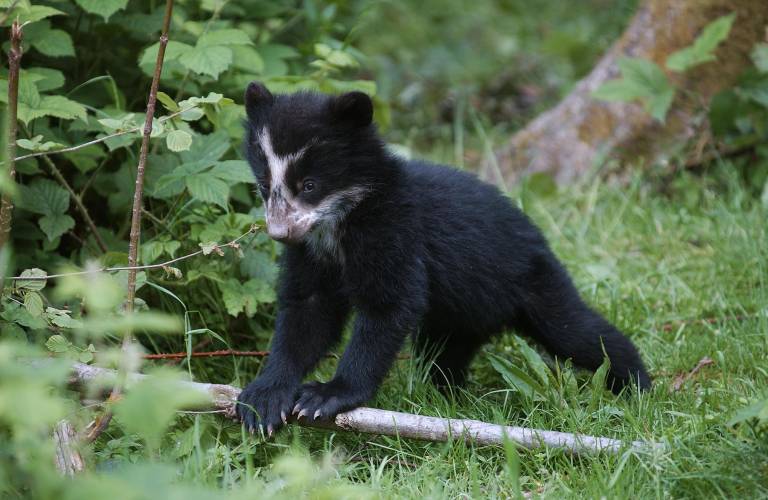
[237,81,651,434]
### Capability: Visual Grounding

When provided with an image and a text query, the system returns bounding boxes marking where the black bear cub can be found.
[237,81,651,434]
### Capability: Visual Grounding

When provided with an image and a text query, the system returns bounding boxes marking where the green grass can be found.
[102,165,768,499]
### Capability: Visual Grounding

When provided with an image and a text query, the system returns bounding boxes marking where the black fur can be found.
[236,83,651,434]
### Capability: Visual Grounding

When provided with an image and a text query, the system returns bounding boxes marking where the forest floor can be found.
[126,163,768,499]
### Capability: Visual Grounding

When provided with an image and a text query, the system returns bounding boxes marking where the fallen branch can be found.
[53,420,85,476]
[68,362,663,456]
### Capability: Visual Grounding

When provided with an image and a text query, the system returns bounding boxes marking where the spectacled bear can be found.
[236,81,651,435]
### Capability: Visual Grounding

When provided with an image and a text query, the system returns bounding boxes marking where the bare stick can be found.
[0,21,22,254]
[85,0,175,445]
[4,225,257,281]
[67,362,663,456]
[40,154,108,253]
[53,420,85,476]
[9,107,195,164]
[126,0,175,315]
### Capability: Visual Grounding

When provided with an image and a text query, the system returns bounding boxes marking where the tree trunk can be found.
[487,0,768,187]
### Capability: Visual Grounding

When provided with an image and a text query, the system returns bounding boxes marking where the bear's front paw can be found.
[292,379,370,422]
[236,380,297,437]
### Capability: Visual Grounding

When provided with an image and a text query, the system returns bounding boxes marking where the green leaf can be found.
[180,130,229,164]
[166,130,193,152]
[75,0,129,21]
[114,368,208,450]
[45,334,72,353]
[39,213,75,241]
[230,45,265,73]
[15,268,48,291]
[666,13,736,72]
[593,57,675,122]
[198,29,252,47]
[156,91,179,112]
[179,45,233,78]
[199,241,220,256]
[25,67,65,92]
[18,95,87,125]
[218,279,275,317]
[17,135,64,152]
[30,28,75,57]
[210,160,256,184]
[140,41,194,67]
[17,179,69,215]
[186,173,229,208]
[24,292,44,317]
[751,43,768,74]
[5,5,65,25]
[728,398,768,426]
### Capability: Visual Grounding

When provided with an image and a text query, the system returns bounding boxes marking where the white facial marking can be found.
[257,127,307,205]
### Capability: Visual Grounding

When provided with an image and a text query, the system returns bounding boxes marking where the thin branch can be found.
[126,0,174,313]
[144,349,270,360]
[4,226,257,281]
[53,420,85,476]
[88,0,175,447]
[39,154,108,253]
[10,106,194,164]
[0,21,22,256]
[65,362,664,455]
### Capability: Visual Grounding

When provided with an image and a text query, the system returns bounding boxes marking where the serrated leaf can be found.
[186,173,229,208]
[666,13,736,72]
[17,135,64,152]
[198,29,252,47]
[179,45,233,78]
[593,57,675,122]
[75,0,129,21]
[230,45,265,73]
[179,107,204,121]
[16,268,48,291]
[78,351,94,363]
[18,95,87,125]
[6,5,65,25]
[17,179,69,215]
[26,67,65,92]
[218,278,275,317]
[39,213,75,241]
[210,160,256,184]
[24,292,44,317]
[592,79,647,101]
[30,29,75,57]
[139,41,193,67]
[180,131,230,164]
[166,129,193,152]
[45,334,72,353]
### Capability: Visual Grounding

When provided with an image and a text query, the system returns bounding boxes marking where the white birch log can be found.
[68,362,662,455]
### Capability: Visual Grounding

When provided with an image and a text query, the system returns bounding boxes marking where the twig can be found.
[661,314,750,332]
[3,226,256,281]
[10,106,194,164]
[39,154,108,253]
[142,347,408,361]
[126,0,174,314]
[0,21,22,256]
[66,362,664,456]
[87,0,175,446]
[53,420,85,476]
[144,349,270,360]
[670,356,714,392]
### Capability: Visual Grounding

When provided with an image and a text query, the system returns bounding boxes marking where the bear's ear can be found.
[244,81,274,122]
[330,91,373,127]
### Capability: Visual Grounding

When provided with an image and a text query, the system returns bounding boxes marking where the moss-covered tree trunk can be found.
[487,0,768,187]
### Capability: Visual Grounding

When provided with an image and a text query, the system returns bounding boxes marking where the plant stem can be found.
[126,0,175,315]
[0,21,22,256]
[40,153,109,253]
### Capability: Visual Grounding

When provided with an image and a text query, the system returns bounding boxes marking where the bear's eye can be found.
[302,180,316,193]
